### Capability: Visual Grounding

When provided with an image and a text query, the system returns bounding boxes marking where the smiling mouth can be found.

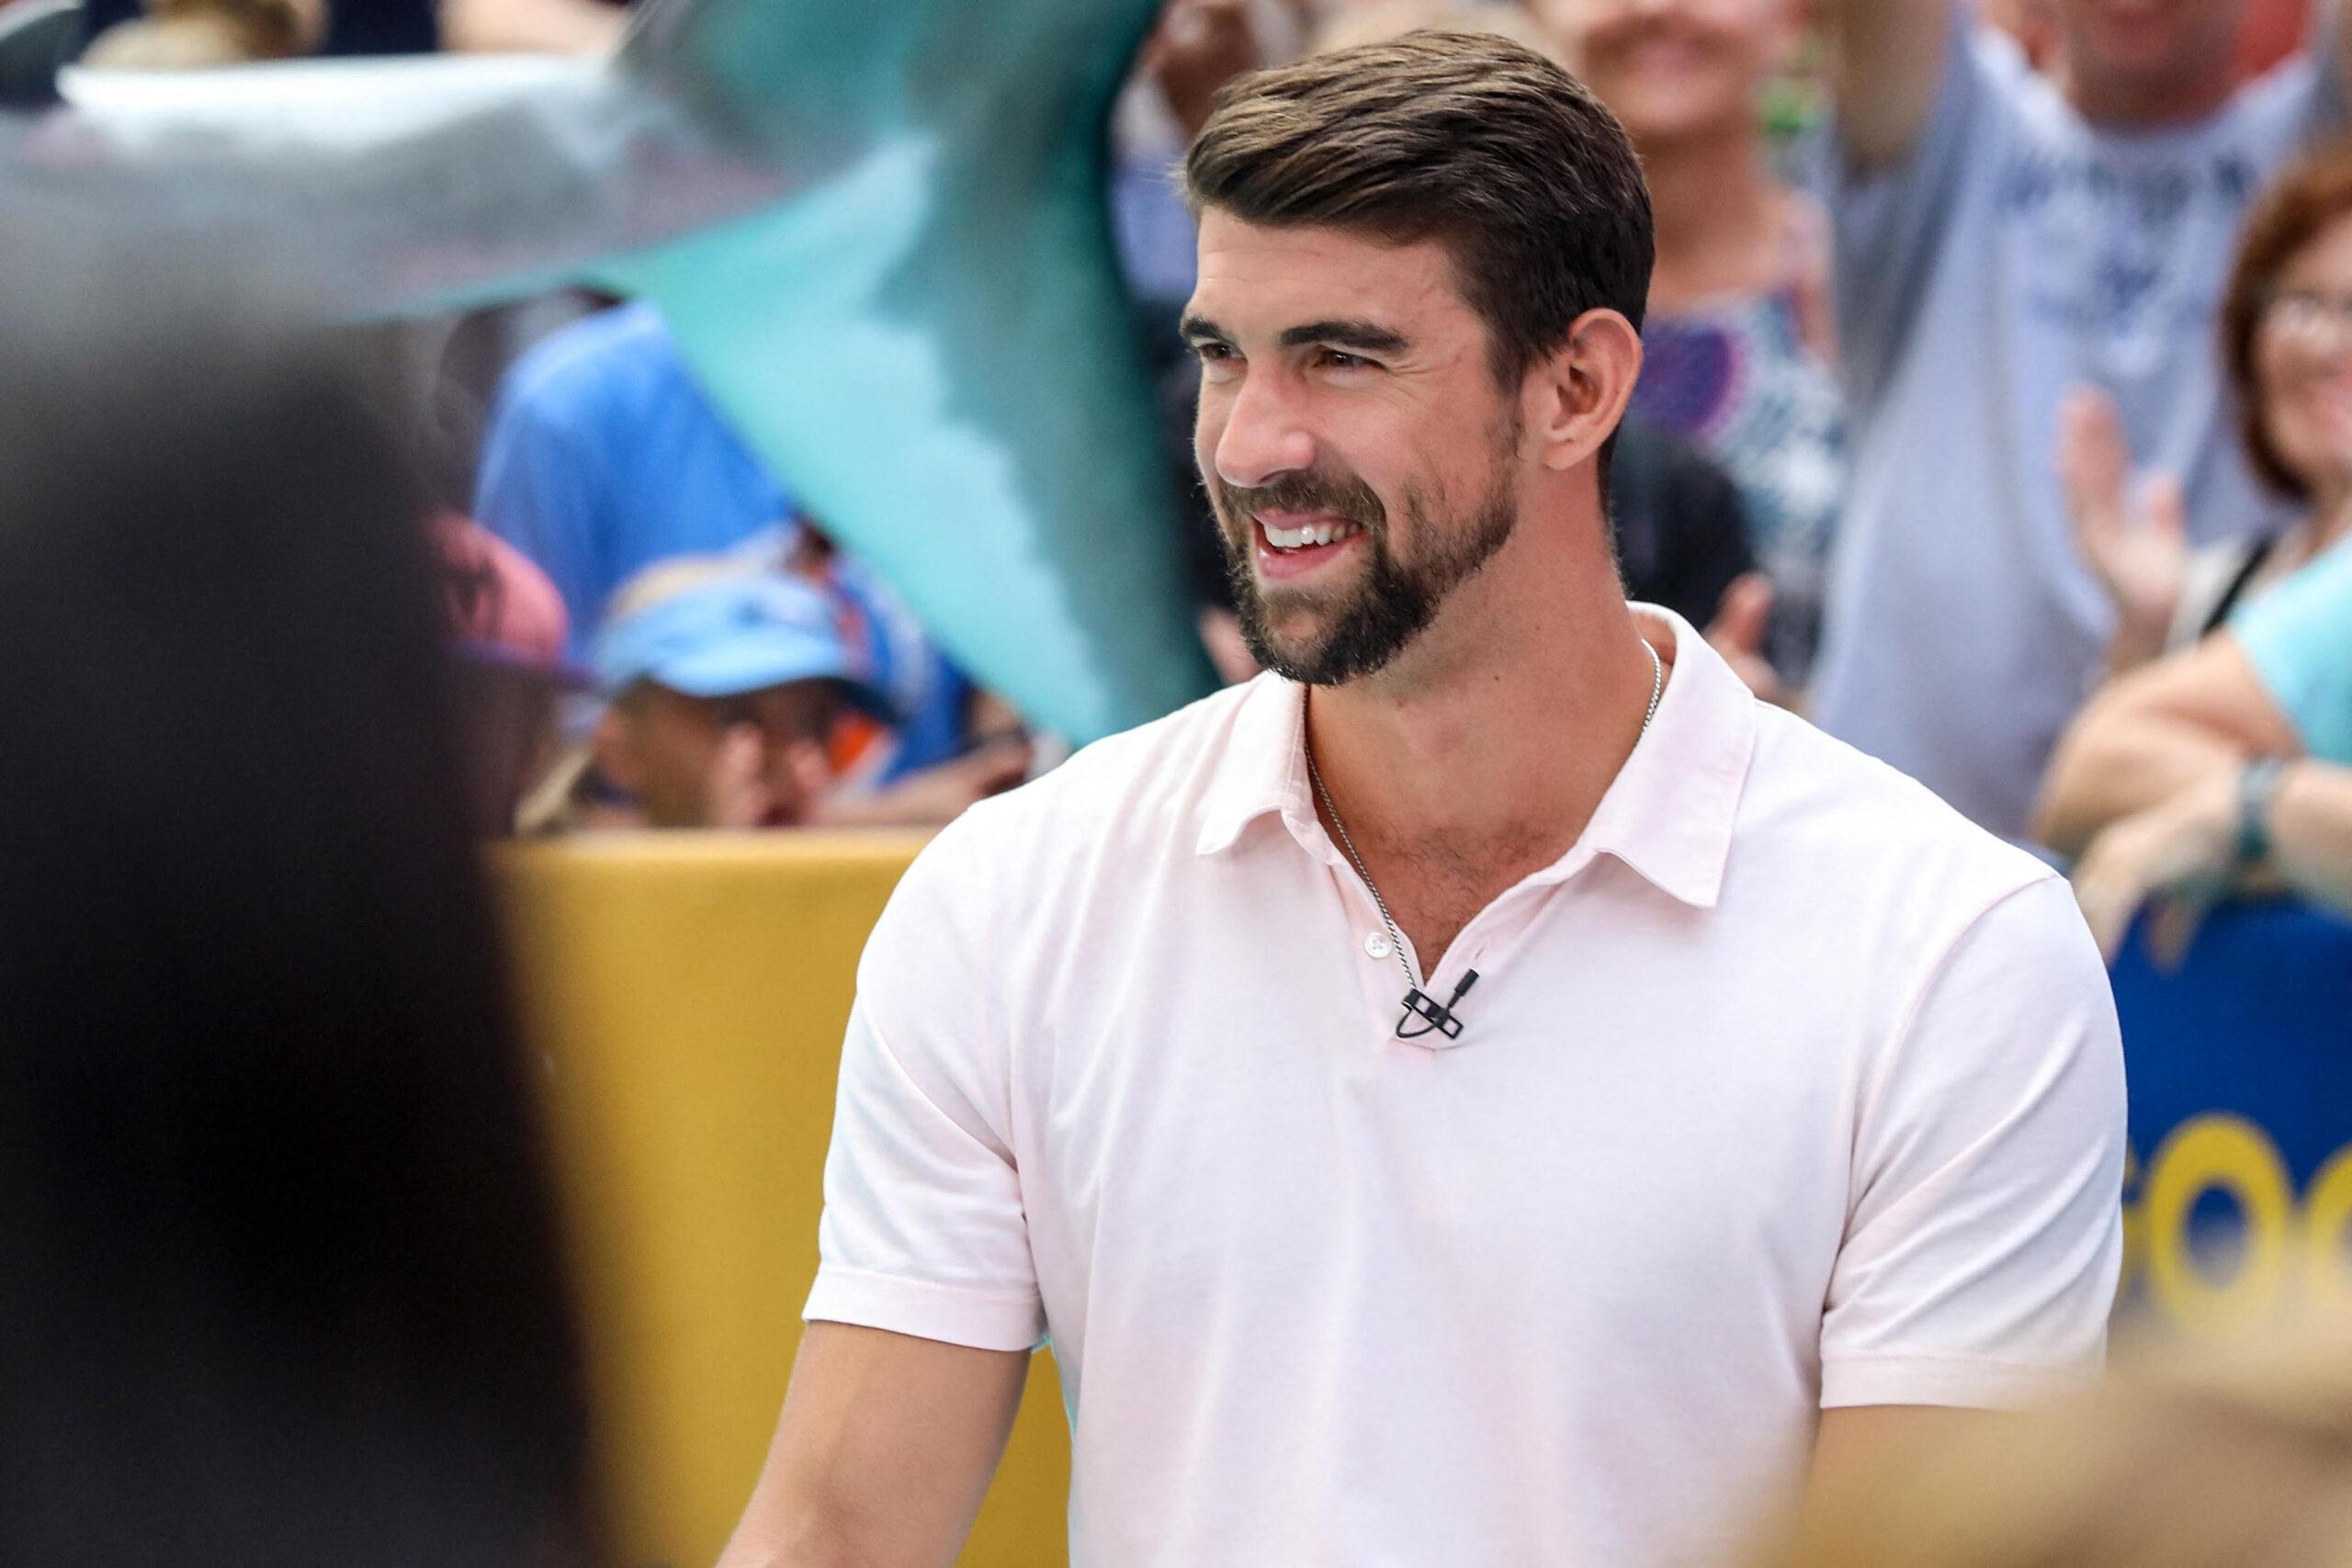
[1256,515,1365,553]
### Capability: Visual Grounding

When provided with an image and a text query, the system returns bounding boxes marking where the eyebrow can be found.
[1278,320,1408,355]
[1177,315,1410,355]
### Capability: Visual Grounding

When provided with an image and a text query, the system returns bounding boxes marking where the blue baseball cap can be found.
[591,571,895,720]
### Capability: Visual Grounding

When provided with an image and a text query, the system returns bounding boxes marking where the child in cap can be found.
[526,553,894,831]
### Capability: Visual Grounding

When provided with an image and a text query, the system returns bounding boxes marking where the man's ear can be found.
[590,705,643,796]
[1528,308,1643,474]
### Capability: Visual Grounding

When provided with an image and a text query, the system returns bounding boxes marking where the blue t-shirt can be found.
[2234,536,2352,764]
[475,302,974,775]
[474,301,793,652]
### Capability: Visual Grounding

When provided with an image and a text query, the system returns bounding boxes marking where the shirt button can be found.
[1363,932,1394,960]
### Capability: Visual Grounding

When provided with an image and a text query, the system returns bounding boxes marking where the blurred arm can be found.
[2032,634,2302,859]
[2268,761,2352,915]
[1819,0,1958,169]
[1803,1405,1995,1528]
[716,1323,1028,1568]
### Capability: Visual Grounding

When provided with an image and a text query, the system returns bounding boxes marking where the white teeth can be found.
[1261,519,1363,551]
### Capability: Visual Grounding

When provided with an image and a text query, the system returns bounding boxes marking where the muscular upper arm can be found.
[1823,0,1959,169]
[717,1323,1029,1568]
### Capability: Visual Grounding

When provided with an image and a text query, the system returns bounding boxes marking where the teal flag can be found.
[8,0,1218,741]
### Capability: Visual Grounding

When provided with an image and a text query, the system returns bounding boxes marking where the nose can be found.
[1207,367,1316,490]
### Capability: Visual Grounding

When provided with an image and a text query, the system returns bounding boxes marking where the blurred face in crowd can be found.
[2255,210,2352,505]
[594,679,840,829]
[1531,0,1794,147]
[1185,212,1527,684]
[2052,0,2249,111]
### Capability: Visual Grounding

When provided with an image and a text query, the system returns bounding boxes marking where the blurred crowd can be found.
[7,0,2344,959]
[5,0,2352,1562]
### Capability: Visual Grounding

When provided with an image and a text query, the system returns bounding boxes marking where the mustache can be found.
[1211,468,1385,531]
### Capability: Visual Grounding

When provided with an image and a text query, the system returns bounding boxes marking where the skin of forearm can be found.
[717,1486,960,1568]
[2100,612,2178,684]
[2268,763,2352,916]
[2036,713,2247,858]
[1819,0,1955,169]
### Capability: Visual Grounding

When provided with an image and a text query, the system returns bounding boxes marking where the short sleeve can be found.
[1822,10,1996,405]
[803,815,1046,1351]
[1821,874,2126,1410]
[2232,537,2352,765]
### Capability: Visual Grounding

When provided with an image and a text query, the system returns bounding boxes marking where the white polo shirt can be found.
[806,608,2125,1568]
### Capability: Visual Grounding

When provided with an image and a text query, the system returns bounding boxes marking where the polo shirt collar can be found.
[1193,670,1323,862]
[1192,605,1757,909]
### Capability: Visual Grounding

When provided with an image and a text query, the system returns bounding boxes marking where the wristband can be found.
[2236,757,2289,867]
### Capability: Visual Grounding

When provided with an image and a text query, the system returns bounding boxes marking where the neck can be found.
[1638,123,1781,307]
[2302,479,2352,551]
[1303,509,1659,859]
[2060,61,2237,128]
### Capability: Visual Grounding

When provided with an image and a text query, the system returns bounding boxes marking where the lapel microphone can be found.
[1397,969,1479,1043]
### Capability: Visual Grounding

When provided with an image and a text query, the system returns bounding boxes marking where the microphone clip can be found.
[1396,969,1479,1043]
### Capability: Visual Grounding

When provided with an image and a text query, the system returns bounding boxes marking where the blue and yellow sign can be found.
[2112,899,2352,1337]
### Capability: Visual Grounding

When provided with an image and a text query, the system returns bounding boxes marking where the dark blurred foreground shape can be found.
[0,274,604,1565]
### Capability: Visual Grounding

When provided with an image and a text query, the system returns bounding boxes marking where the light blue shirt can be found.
[2234,536,2352,764]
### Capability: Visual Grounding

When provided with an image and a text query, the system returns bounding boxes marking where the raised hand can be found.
[701,724,777,829]
[2059,386,2189,674]
[698,725,838,829]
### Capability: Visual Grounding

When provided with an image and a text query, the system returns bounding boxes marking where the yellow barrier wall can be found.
[496,834,1070,1568]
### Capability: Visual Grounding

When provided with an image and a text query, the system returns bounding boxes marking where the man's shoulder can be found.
[1744,703,2061,912]
[496,302,681,426]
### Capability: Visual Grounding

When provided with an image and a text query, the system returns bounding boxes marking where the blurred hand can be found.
[701,725,832,829]
[2071,769,2239,967]
[701,725,771,829]
[2060,387,2188,671]
[1704,572,1783,705]
[1141,0,1261,139]
[814,736,1035,829]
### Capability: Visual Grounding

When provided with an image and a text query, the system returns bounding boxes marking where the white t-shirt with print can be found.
[1814,18,2337,835]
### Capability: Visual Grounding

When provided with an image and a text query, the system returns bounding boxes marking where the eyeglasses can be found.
[2260,288,2352,351]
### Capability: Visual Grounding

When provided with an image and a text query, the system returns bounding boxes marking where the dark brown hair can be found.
[2222,141,2352,501]
[1184,28,1655,392]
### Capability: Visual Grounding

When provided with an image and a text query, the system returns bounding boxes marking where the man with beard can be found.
[718,31,2124,1568]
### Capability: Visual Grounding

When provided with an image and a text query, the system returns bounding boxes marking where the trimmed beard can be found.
[1210,429,1521,687]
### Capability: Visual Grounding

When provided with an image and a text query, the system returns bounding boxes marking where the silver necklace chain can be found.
[1306,637,1666,995]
